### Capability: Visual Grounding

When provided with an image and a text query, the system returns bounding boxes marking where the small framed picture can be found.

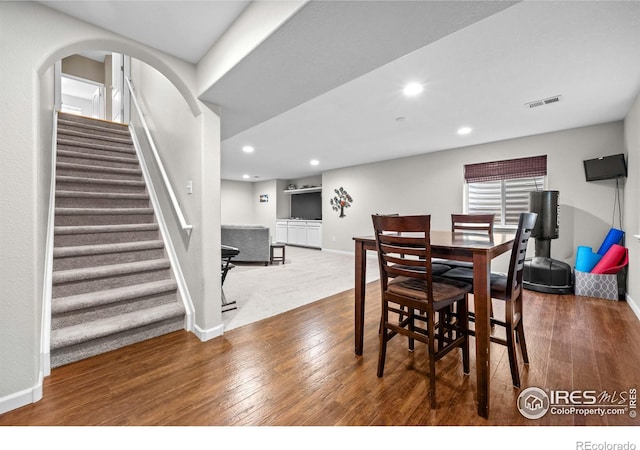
[259,194,269,203]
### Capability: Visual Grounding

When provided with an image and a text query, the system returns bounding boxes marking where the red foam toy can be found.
[590,244,628,274]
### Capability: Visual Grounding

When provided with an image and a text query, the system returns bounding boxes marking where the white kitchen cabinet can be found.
[287,221,307,246]
[277,220,322,248]
[306,222,322,248]
[275,221,288,243]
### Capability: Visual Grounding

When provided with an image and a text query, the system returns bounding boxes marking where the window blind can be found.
[468,176,544,227]
[464,155,547,183]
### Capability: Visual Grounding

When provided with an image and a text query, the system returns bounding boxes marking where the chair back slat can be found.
[451,213,495,235]
[372,215,434,297]
[377,233,425,246]
[379,243,424,258]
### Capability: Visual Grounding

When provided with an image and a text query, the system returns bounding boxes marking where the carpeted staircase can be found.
[51,112,186,368]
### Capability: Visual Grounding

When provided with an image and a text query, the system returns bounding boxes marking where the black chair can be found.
[372,214,472,408]
[440,212,537,387]
[221,245,239,312]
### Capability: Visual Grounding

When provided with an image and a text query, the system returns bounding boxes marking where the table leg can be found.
[354,240,367,355]
[473,252,491,418]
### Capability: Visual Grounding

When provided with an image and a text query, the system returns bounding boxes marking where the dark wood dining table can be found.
[353,230,516,419]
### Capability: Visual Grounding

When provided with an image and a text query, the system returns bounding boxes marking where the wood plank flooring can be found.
[1,283,639,427]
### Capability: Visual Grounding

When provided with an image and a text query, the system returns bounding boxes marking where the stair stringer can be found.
[41,110,58,377]
[128,124,195,331]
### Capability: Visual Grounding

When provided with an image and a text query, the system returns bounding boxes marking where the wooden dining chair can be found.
[435,213,496,342]
[433,213,495,269]
[451,213,495,234]
[440,212,537,387]
[371,214,473,408]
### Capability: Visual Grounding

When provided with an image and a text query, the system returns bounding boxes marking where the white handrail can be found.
[125,76,193,232]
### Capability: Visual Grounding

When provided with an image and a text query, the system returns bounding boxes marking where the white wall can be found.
[0,2,214,414]
[130,60,222,334]
[253,179,279,238]
[61,94,94,116]
[221,180,255,224]
[322,122,626,269]
[221,176,321,237]
[623,92,640,317]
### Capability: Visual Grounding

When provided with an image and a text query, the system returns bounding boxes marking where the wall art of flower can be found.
[330,187,353,218]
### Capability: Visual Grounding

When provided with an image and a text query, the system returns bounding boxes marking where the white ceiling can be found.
[40,0,251,64]
[40,1,640,183]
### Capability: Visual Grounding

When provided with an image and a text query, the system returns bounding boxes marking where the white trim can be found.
[40,110,58,378]
[283,186,322,194]
[321,247,379,260]
[54,61,61,111]
[193,323,224,342]
[625,293,640,321]
[129,125,195,332]
[320,247,352,257]
[0,383,43,416]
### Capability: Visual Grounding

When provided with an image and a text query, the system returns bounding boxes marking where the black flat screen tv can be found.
[291,192,322,220]
[583,154,627,181]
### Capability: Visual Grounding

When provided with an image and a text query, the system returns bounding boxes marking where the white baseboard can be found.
[0,382,43,415]
[321,247,378,259]
[625,293,640,321]
[193,323,224,342]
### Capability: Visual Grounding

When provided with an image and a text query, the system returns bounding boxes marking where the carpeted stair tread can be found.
[57,149,138,165]
[57,138,135,155]
[54,240,164,258]
[50,302,184,350]
[56,161,142,176]
[55,207,154,215]
[58,118,130,136]
[58,113,129,129]
[52,279,178,315]
[52,258,171,285]
[56,175,146,187]
[58,128,133,145]
[56,190,150,201]
[54,222,159,236]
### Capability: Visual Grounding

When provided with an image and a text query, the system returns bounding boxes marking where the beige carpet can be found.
[222,245,380,330]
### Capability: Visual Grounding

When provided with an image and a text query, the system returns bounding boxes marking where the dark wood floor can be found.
[1,282,639,427]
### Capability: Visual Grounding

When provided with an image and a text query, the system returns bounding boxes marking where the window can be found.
[464,156,547,228]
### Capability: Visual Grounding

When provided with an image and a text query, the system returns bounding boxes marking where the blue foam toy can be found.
[575,246,602,273]
[597,228,624,255]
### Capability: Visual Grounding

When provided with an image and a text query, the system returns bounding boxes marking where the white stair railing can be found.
[125,76,192,232]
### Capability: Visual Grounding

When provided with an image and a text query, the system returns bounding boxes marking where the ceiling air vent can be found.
[526,95,562,109]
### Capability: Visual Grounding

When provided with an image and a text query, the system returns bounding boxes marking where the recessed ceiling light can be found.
[310,159,319,166]
[403,82,423,97]
[242,145,254,153]
[457,127,472,135]
[242,174,250,179]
